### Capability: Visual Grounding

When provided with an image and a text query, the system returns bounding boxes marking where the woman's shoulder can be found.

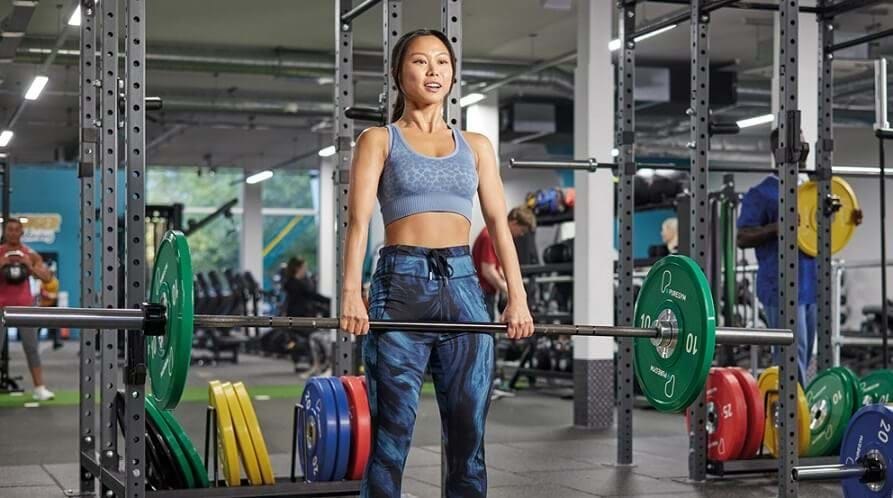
[358,126,391,145]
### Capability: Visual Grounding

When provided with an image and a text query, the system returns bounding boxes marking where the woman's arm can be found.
[469,132,534,339]
[340,127,388,335]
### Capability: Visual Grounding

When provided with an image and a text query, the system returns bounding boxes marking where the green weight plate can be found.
[158,408,210,488]
[805,367,855,457]
[836,366,860,414]
[634,255,716,413]
[145,396,195,489]
[147,231,194,409]
[858,369,893,407]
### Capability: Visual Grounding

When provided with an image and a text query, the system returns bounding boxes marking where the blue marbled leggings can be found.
[362,245,494,498]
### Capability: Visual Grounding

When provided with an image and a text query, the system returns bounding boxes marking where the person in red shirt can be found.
[472,207,536,320]
[0,218,56,400]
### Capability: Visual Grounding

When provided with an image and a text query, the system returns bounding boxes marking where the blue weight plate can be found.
[840,404,893,498]
[326,377,352,482]
[300,377,338,481]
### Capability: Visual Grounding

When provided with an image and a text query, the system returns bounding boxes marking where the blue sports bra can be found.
[377,124,478,225]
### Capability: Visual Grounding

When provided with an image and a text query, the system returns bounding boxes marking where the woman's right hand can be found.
[340,291,370,335]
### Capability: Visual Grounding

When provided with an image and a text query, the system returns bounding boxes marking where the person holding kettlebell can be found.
[0,218,55,400]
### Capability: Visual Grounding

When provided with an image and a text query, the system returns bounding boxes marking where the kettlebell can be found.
[3,250,30,284]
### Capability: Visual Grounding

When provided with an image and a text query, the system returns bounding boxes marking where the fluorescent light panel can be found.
[460,92,486,107]
[0,130,13,147]
[246,170,274,184]
[24,75,49,100]
[68,5,81,26]
[609,25,677,52]
[736,114,775,129]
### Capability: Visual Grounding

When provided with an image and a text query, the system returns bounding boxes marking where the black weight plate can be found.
[146,410,189,489]
[115,393,167,491]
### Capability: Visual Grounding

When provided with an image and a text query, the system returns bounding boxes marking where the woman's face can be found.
[399,35,453,109]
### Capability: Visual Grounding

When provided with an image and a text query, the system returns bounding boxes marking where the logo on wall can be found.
[15,213,62,244]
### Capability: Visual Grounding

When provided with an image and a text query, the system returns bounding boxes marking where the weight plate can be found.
[145,402,188,489]
[805,367,856,456]
[837,366,861,413]
[208,380,241,486]
[634,255,716,413]
[341,376,371,480]
[232,382,275,485]
[859,369,893,407]
[840,404,893,498]
[114,392,167,491]
[148,231,194,409]
[685,368,748,461]
[727,367,765,459]
[798,176,860,257]
[758,366,811,456]
[299,377,338,481]
[157,407,210,488]
[222,382,263,485]
[145,395,195,489]
[325,377,351,482]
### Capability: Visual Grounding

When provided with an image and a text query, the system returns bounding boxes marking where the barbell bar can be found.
[1,305,792,345]
[3,230,795,413]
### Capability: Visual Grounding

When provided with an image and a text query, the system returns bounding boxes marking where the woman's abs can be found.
[384,212,471,248]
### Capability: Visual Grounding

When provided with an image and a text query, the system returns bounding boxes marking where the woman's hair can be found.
[389,29,457,122]
[285,257,306,278]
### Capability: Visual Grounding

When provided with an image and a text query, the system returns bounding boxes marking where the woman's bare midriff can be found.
[384,212,471,248]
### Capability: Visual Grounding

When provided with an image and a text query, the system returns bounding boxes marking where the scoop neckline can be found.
[391,125,459,160]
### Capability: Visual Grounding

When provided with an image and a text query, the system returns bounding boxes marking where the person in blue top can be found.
[737,128,861,386]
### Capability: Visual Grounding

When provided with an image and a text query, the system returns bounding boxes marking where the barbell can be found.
[792,404,893,498]
[1,230,793,412]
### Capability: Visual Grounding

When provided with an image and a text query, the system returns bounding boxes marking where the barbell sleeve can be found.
[1,306,793,346]
[2,306,145,330]
[792,464,867,481]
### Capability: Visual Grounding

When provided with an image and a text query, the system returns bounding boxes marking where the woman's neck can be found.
[398,105,448,132]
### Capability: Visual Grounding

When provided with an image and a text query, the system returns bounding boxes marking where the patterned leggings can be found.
[362,245,494,498]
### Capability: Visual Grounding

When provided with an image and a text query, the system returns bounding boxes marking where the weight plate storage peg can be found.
[147,231,194,409]
[685,368,747,461]
[299,377,338,481]
[208,380,241,486]
[758,366,811,456]
[806,367,857,457]
[797,176,861,257]
[325,377,352,482]
[233,382,275,485]
[341,375,371,480]
[222,382,263,485]
[727,367,765,459]
[859,369,893,407]
[634,255,715,413]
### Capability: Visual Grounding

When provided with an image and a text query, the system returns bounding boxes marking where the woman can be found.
[339,29,534,498]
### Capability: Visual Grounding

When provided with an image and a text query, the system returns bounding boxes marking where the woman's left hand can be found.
[500,300,534,340]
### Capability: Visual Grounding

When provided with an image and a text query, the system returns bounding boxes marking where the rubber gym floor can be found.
[1,342,841,498]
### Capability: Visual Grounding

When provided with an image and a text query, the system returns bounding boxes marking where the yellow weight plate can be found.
[758,367,811,456]
[233,382,275,485]
[208,380,241,486]
[798,176,860,257]
[222,382,263,486]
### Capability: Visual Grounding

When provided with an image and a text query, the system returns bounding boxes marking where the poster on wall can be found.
[12,213,62,244]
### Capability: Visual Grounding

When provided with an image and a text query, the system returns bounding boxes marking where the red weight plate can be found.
[727,367,765,459]
[685,368,748,461]
[341,376,371,481]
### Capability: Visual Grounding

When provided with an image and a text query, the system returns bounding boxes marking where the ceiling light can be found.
[245,170,274,184]
[0,131,13,147]
[736,114,775,129]
[609,25,678,52]
[460,93,486,107]
[318,145,336,158]
[24,75,49,100]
